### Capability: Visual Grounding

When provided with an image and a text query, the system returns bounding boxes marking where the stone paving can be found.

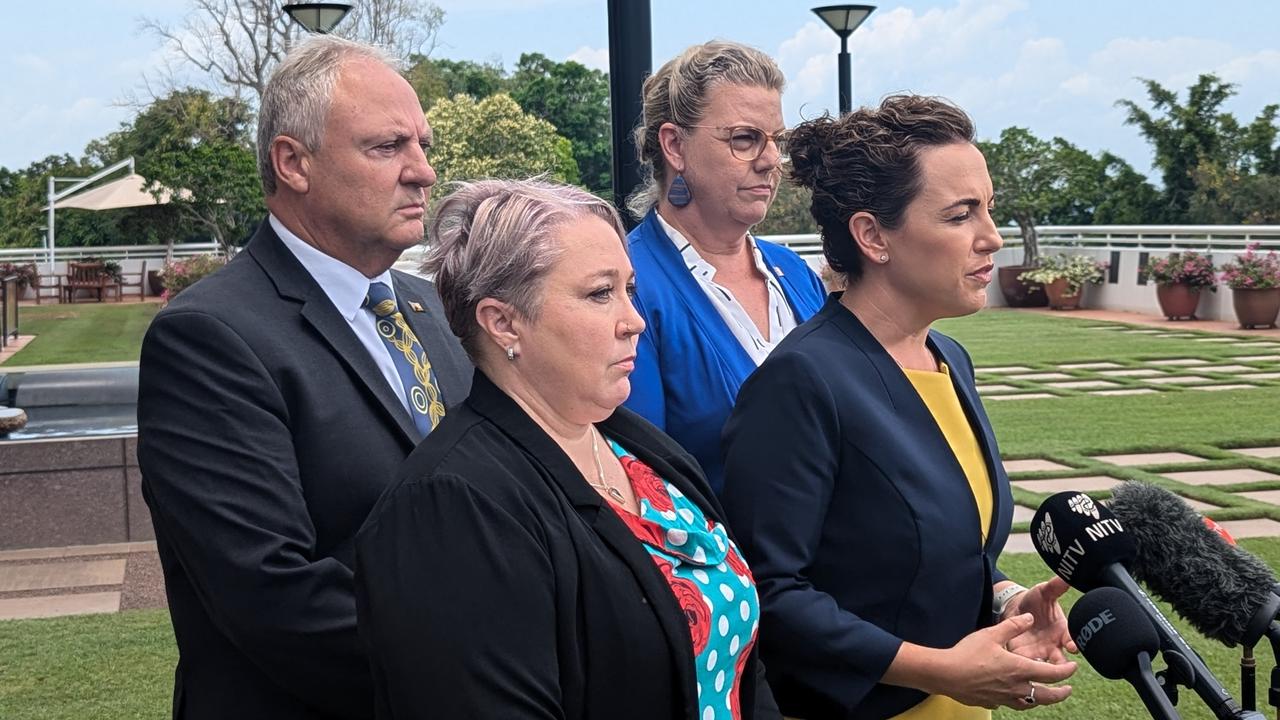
[973,329,1280,400]
[0,541,164,621]
[1004,445,1280,553]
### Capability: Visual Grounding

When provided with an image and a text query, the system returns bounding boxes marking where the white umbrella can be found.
[52,173,185,210]
[42,157,190,270]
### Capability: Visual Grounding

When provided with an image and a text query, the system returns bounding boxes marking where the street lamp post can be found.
[812,5,875,115]
[283,2,353,34]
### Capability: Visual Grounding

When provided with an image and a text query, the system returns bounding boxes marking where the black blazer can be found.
[355,371,779,720]
[721,296,1013,720]
[138,221,472,720]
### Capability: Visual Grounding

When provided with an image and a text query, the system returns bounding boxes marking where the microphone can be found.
[1070,586,1181,719]
[1108,481,1280,648]
[1032,491,1263,720]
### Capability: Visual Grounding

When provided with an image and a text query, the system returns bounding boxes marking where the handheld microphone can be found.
[1070,586,1181,719]
[1032,491,1263,720]
[1108,481,1280,648]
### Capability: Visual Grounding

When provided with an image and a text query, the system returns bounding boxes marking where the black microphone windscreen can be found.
[1108,481,1278,646]
[1069,586,1160,680]
[1031,491,1136,590]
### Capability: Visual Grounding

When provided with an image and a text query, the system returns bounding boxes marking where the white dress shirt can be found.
[270,215,415,416]
[655,212,796,366]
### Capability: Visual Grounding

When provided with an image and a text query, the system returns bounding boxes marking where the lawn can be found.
[3,307,1280,718]
[2,302,159,366]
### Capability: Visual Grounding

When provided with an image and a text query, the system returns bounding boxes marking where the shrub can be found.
[158,254,226,303]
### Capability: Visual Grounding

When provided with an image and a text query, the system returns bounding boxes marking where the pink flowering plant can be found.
[1141,251,1217,292]
[1219,243,1280,290]
[158,254,227,304]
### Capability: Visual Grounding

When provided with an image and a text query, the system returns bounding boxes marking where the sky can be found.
[1,0,1277,180]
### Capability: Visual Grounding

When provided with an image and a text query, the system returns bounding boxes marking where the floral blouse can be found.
[606,438,760,720]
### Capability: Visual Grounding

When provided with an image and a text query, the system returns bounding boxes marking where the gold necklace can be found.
[589,427,627,505]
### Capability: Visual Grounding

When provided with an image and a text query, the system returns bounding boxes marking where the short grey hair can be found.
[426,178,628,359]
[626,40,785,219]
[257,36,401,195]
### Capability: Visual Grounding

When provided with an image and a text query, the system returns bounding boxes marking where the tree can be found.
[979,127,1060,266]
[508,53,612,193]
[85,88,264,250]
[425,93,580,196]
[1093,153,1163,225]
[1116,74,1241,222]
[141,0,445,104]
[752,181,816,236]
[404,56,507,110]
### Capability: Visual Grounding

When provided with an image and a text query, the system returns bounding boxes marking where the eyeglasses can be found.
[683,125,788,162]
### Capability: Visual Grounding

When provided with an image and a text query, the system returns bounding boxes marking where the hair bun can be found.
[786,115,839,191]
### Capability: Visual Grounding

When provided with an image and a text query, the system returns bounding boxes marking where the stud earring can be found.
[667,174,692,207]
[506,346,516,361]
[879,254,889,264]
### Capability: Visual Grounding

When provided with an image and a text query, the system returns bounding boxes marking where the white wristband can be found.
[992,583,1029,619]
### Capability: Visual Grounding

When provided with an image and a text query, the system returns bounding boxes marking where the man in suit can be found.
[138,36,471,720]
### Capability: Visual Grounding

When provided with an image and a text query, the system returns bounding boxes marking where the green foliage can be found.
[405,55,507,110]
[426,93,580,192]
[980,127,1062,266]
[753,181,817,236]
[158,254,227,302]
[404,52,613,193]
[1118,74,1280,223]
[508,53,612,193]
[94,89,263,250]
[1017,254,1107,295]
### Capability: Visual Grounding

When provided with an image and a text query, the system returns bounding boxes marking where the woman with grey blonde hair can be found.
[623,40,826,494]
[355,178,780,720]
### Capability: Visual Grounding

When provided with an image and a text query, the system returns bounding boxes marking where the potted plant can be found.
[1220,243,1280,329]
[1141,251,1217,320]
[1018,254,1108,310]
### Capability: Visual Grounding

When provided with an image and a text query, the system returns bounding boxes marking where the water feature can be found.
[0,366,138,440]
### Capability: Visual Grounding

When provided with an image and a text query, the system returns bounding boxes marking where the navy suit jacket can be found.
[139,221,472,719]
[721,295,1013,720]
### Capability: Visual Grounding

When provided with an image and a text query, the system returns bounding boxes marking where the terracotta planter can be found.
[1044,278,1082,310]
[997,265,1048,307]
[1232,287,1280,329]
[1155,283,1201,320]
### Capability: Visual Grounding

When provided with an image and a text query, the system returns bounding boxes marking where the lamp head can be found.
[283,2,353,34]
[811,5,876,38]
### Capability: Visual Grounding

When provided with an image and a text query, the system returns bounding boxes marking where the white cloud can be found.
[566,45,609,72]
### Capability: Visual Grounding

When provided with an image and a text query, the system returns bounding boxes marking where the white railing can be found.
[0,243,222,265]
[755,225,1280,322]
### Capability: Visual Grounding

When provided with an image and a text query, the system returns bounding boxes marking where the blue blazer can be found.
[721,295,1014,720]
[624,211,827,493]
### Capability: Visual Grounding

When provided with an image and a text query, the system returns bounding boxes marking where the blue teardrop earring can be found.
[667,174,692,207]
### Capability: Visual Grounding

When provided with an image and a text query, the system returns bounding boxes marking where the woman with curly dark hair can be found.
[721,96,1076,719]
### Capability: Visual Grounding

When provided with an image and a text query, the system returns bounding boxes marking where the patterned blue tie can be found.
[365,282,445,438]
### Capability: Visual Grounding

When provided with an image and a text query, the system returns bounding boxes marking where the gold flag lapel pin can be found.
[408,301,425,313]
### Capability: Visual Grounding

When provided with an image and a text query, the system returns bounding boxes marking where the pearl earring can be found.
[879,254,889,264]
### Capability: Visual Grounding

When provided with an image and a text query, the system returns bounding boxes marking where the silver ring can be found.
[1023,683,1037,705]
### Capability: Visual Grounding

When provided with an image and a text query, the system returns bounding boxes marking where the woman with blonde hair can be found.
[624,41,826,493]
[356,178,779,720]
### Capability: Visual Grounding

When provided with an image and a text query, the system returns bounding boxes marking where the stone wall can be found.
[0,435,150,550]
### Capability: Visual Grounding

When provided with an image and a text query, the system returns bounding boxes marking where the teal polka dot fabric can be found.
[607,438,760,720]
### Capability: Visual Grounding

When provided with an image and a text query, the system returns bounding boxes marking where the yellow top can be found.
[891,362,994,720]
